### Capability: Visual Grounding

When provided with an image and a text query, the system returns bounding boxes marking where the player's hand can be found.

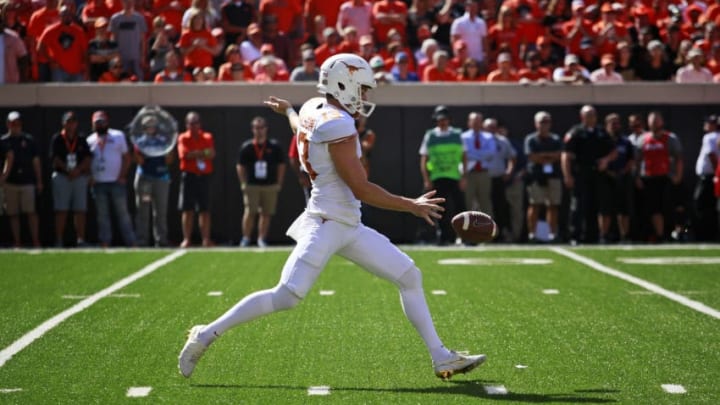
[411,190,445,226]
[264,96,292,115]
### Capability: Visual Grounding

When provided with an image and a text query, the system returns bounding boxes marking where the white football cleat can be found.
[178,325,209,378]
[433,351,486,380]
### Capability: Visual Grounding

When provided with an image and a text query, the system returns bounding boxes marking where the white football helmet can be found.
[317,53,377,117]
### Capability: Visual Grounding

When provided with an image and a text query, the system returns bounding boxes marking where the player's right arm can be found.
[329,135,444,225]
[264,96,300,134]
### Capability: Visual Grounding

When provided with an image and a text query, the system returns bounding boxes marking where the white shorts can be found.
[281,212,415,298]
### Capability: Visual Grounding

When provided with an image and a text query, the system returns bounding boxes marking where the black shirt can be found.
[237,138,285,185]
[88,38,119,81]
[525,132,563,180]
[1,132,38,185]
[221,2,256,45]
[49,131,92,174]
[563,125,615,176]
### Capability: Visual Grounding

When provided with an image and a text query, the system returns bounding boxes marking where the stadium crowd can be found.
[1,0,720,84]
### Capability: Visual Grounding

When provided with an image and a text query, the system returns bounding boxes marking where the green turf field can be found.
[0,246,718,404]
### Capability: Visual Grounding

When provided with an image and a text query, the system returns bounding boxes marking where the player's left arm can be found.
[329,135,444,225]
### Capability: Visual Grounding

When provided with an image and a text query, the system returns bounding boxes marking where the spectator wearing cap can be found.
[590,53,624,83]
[260,14,294,69]
[99,55,139,82]
[593,2,629,56]
[553,54,590,84]
[239,23,263,64]
[86,110,136,247]
[251,43,288,75]
[27,0,60,82]
[290,49,319,81]
[422,50,458,81]
[88,17,119,81]
[450,0,489,65]
[0,2,29,84]
[457,57,484,82]
[37,5,88,82]
[305,0,344,37]
[253,56,289,82]
[562,1,595,56]
[694,115,720,241]
[314,27,342,66]
[358,34,377,61]
[372,0,407,45]
[676,48,714,83]
[218,44,253,81]
[81,0,113,39]
[419,105,466,245]
[49,111,91,247]
[220,0,255,45]
[178,9,219,72]
[487,52,519,82]
[258,0,303,39]
[518,50,551,83]
[637,39,674,81]
[337,0,372,38]
[133,115,173,247]
[391,51,419,81]
[110,0,148,80]
[337,26,360,54]
[369,55,394,84]
[155,49,193,82]
[1,111,42,247]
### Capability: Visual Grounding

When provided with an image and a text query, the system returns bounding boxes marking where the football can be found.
[451,211,497,243]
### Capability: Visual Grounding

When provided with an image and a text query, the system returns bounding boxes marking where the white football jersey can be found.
[297,99,362,226]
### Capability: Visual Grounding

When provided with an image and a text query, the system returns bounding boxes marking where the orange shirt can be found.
[28,7,60,63]
[38,22,88,75]
[154,69,193,82]
[259,0,302,34]
[372,0,407,44]
[218,62,254,81]
[593,21,628,55]
[98,71,138,82]
[456,74,485,82]
[305,0,345,28]
[178,30,218,68]
[154,0,190,32]
[486,69,520,82]
[82,2,113,39]
[422,65,458,82]
[518,67,551,81]
[562,19,596,55]
[489,25,521,58]
[178,131,214,175]
[253,69,289,82]
[314,43,340,66]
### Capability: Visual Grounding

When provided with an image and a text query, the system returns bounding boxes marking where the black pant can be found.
[569,173,599,243]
[491,176,510,238]
[433,178,465,243]
[693,176,718,241]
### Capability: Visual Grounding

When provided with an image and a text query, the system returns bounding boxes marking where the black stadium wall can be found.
[0,83,718,246]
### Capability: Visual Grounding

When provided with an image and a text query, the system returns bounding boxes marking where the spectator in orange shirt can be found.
[337,26,360,54]
[177,111,215,248]
[305,0,344,35]
[27,0,60,82]
[518,50,551,83]
[37,6,88,82]
[562,1,595,56]
[708,43,720,75]
[448,39,469,74]
[682,4,704,39]
[99,56,139,82]
[253,56,289,82]
[422,50,457,81]
[179,9,220,71]
[154,49,193,82]
[457,57,485,82]
[259,0,302,38]
[487,52,520,82]
[260,14,294,69]
[314,27,342,65]
[218,44,254,81]
[372,0,407,45]
[593,3,629,56]
[154,0,189,33]
[489,6,522,63]
[81,0,113,39]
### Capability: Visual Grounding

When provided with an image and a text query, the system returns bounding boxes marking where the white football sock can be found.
[199,288,276,345]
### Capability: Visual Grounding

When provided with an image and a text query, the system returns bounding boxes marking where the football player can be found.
[179,53,485,380]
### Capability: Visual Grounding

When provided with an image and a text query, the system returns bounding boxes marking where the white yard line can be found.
[307,386,330,396]
[551,247,720,320]
[126,387,152,397]
[0,250,185,368]
[661,384,687,394]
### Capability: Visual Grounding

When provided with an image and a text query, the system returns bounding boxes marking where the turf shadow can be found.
[191,381,617,403]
